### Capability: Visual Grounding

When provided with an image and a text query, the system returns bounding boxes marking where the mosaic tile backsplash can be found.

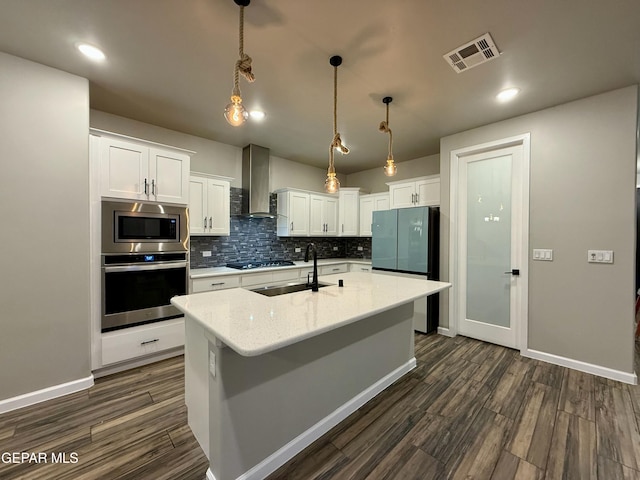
[190,188,372,269]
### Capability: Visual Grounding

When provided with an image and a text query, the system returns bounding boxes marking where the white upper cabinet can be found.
[189,174,230,236]
[309,194,338,236]
[388,175,440,209]
[359,192,390,236]
[277,190,310,236]
[338,188,360,236]
[95,130,191,205]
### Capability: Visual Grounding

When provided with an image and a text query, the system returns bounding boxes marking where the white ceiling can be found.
[1,0,638,174]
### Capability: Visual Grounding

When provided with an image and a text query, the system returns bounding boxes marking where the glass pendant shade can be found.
[325,172,340,193]
[224,95,248,127]
[383,157,397,177]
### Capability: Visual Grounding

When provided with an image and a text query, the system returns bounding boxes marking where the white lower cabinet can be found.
[190,275,241,293]
[350,264,372,273]
[101,318,185,366]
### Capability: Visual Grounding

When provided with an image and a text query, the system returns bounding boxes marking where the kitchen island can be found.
[171,271,450,480]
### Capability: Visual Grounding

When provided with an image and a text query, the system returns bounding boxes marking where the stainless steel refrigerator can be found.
[372,206,440,332]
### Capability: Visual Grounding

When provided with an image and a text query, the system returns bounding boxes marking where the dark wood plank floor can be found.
[2,334,640,479]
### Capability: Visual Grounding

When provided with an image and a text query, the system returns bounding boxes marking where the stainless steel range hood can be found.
[241,144,274,218]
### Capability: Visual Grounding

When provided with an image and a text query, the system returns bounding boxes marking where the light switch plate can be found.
[295,247,301,253]
[588,250,614,263]
[533,249,553,261]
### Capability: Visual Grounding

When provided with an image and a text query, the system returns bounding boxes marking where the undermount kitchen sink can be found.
[250,282,332,297]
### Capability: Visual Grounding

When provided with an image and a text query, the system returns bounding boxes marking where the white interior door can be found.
[456,143,527,348]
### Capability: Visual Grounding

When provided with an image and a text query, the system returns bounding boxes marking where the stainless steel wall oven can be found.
[101,201,188,332]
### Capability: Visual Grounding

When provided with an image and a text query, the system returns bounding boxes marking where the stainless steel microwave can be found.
[101,200,189,254]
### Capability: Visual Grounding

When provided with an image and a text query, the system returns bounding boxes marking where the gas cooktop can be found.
[226,260,296,270]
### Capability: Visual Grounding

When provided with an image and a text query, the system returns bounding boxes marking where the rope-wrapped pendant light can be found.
[325,55,349,193]
[224,0,255,127]
[379,96,397,176]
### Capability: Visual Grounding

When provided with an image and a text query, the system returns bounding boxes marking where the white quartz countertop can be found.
[171,272,451,357]
[189,258,371,278]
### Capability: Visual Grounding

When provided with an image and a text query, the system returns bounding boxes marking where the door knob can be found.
[504,269,520,276]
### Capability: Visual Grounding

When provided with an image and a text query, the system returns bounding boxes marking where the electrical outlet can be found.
[295,247,301,253]
[333,246,338,251]
[209,351,216,377]
[202,251,212,257]
[357,246,364,251]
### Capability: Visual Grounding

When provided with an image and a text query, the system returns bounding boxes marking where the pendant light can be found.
[379,96,397,176]
[325,55,349,194]
[223,0,255,127]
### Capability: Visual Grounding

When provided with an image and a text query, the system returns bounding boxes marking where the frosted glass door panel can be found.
[372,210,398,270]
[397,207,428,274]
[466,155,511,327]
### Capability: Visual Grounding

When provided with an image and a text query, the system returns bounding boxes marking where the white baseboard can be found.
[437,326,454,337]
[205,358,416,480]
[0,374,94,414]
[521,348,637,385]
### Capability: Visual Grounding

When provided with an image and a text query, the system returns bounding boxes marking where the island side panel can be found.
[208,302,415,480]
[184,317,210,457]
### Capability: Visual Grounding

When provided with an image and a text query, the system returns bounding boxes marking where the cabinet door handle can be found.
[342,224,344,233]
[415,193,419,204]
[332,268,340,272]
[140,338,159,345]
[361,267,369,271]
[211,282,226,286]
[291,222,294,231]
[204,217,207,229]
[144,178,148,196]
[209,217,212,228]
[151,179,156,196]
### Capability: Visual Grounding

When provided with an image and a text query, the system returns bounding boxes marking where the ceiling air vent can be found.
[443,33,500,73]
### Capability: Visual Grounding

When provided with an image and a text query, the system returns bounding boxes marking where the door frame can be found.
[448,133,530,351]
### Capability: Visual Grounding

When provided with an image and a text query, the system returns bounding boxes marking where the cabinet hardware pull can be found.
[291,222,293,231]
[342,224,344,233]
[151,179,156,196]
[204,217,207,229]
[415,193,419,204]
[140,338,159,345]
[332,268,339,271]
[209,217,212,229]
[211,282,226,286]
[361,267,368,271]
[144,178,148,195]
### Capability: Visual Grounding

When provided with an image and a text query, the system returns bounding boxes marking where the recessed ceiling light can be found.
[249,110,266,120]
[496,87,520,102]
[76,43,106,61]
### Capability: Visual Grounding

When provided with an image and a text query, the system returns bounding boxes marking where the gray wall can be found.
[0,52,91,400]
[439,85,638,373]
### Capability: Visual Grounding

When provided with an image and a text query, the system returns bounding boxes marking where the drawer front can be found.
[102,318,184,366]
[350,264,372,273]
[241,272,274,287]
[271,269,300,284]
[319,264,348,275]
[191,275,241,293]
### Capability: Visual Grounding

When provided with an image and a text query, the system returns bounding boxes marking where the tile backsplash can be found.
[190,188,371,269]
